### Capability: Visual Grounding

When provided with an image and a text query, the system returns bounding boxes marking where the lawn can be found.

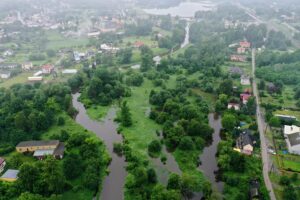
[45,31,89,51]
[0,72,32,88]
[273,110,300,121]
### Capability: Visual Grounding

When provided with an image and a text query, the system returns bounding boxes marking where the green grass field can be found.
[0,72,32,88]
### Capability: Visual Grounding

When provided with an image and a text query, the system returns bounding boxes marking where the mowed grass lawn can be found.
[0,72,32,88]
[46,31,89,51]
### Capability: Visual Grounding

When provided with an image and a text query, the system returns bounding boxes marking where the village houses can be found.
[16,140,65,160]
[235,130,254,155]
[283,125,300,155]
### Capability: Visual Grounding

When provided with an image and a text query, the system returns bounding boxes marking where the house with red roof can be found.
[240,93,252,104]
[41,64,54,74]
[240,41,251,48]
[230,55,247,62]
[0,157,6,174]
[134,41,145,48]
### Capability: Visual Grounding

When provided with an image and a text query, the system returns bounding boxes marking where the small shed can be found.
[0,169,19,182]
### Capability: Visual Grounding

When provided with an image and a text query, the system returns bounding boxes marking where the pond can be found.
[143,1,215,18]
[72,93,126,200]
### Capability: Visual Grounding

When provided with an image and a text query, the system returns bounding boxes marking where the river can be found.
[72,93,126,200]
[199,114,224,192]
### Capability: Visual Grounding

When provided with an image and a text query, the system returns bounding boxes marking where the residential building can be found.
[229,66,243,75]
[16,140,65,159]
[240,93,252,104]
[62,69,78,74]
[236,130,254,155]
[22,62,33,70]
[100,44,119,53]
[237,47,246,54]
[134,41,144,48]
[240,41,251,48]
[283,125,300,155]
[28,76,43,82]
[0,158,6,174]
[0,169,19,182]
[227,103,240,111]
[41,64,54,74]
[241,75,251,85]
[87,31,100,38]
[275,114,297,122]
[0,63,19,69]
[230,55,246,62]
[0,71,11,79]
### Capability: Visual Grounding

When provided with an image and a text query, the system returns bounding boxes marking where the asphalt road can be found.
[252,49,276,200]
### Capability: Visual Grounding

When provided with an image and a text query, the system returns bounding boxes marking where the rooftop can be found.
[1,169,19,179]
[16,140,60,148]
[33,149,54,157]
[0,157,4,165]
[284,125,300,135]
[287,133,300,147]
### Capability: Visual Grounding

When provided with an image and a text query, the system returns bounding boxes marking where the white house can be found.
[62,69,78,74]
[283,125,300,155]
[22,62,33,70]
[0,71,11,79]
[241,75,251,85]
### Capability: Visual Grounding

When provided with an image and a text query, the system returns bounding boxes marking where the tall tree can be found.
[120,101,132,127]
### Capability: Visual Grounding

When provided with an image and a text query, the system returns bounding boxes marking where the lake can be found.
[143,1,215,18]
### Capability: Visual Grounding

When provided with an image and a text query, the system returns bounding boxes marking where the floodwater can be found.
[72,93,126,200]
[143,1,215,18]
[199,113,224,192]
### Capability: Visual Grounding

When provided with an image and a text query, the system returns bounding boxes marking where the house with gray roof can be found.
[283,125,300,155]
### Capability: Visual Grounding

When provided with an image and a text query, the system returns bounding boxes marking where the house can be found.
[236,130,254,155]
[22,62,33,70]
[100,44,119,53]
[0,158,6,174]
[228,103,240,111]
[16,140,65,160]
[62,69,78,74]
[28,76,43,82]
[0,63,19,69]
[240,93,252,104]
[0,169,19,182]
[87,31,100,38]
[241,75,251,85]
[240,41,251,48]
[41,64,54,74]
[237,47,246,54]
[283,125,300,155]
[3,49,13,57]
[0,71,11,79]
[229,66,243,75]
[153,56,161,65]
[134,41,144,48]
[275,114,297,122]
[230,55,246,62]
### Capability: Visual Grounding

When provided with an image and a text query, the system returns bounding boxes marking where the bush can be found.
[57,117,65,126]
[113,143,123,156]
[148,140,162,157]
[178,136,194,151]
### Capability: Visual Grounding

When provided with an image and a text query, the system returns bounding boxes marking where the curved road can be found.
[252,49,276,200]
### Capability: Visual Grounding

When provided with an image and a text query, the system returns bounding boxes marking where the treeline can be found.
[256,50,300,85]
[68,68,131,106]
[0,83,72,146]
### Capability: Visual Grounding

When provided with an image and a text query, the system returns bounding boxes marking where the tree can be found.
[140,46,154,72]
[148,140,162,157]
[120,101,132,127]
[167,174,181,190]
[63,153,82,180]
[83,165,100,191]
[46,49,56,58]
[218,79,233,95]
[18,192,45,200]
[42,157,65,194]
[147,168,157,183]
[283,185,297,200]
[221,113,237,131]
[178,136,194,151]
[117,48,133,64]
[269,116,281,127]
[17,163,40,193]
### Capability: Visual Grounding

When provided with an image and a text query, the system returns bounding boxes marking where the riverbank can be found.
[72,93,127,200]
